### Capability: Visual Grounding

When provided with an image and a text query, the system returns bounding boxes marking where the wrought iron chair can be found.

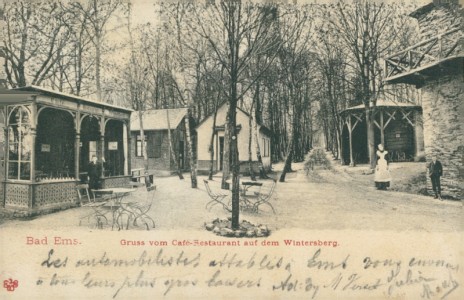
[78,189,114,229]
[123,177,156,230]
[203,180,231,212]
[252,179,277,214]
[76,184,92,206]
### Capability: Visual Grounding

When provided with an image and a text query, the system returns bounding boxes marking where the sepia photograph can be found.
[0,0,462,299]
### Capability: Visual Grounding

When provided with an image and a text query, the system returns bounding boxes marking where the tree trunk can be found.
[221,111,230,189]
[208,97,220,180]
[95,32,102,101]
[254,111,267,179]
[228,101,240,230]
[247,106,256,181]
[279,139,293,183]
[184,109,197,188]
[366,107,376,170]
[138,110,149,172]
[166,109,184,179]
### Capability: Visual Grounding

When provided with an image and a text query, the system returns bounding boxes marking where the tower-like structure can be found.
[384,0,463,199]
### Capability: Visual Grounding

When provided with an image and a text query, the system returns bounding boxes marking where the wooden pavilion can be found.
[340,100,424,166]
[0,86,133,215]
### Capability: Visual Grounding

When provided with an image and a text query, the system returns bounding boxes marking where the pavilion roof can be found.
[13,85,133,112]
[341,99,421,113]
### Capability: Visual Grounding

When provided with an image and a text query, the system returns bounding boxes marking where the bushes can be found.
[304,148,332,173]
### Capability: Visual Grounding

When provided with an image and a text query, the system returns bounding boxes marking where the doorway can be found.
[219,136,224,171]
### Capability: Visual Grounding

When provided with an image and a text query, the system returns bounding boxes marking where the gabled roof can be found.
[195,102,272,134]
[14,85,133,112]
[131,108,188,131]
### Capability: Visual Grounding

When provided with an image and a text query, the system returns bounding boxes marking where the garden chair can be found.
[76,184,92,206]
[252,179,277,214]
[124,176,156,230]
[78,189,114,229]
[203,180,231,212]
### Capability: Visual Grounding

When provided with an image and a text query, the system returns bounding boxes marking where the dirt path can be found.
[263,162,462,232]
[0,163,462,233]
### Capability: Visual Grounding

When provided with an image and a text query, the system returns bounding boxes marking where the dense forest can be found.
[1,0,426,228]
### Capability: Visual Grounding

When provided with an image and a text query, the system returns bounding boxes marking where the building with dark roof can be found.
[130,108,193,175]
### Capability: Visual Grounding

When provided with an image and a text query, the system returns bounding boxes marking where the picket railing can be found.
[384,28,463,81]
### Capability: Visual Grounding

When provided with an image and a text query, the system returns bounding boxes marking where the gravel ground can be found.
[0,159,462,233]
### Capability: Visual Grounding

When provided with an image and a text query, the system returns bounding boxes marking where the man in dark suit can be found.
[87,155,101,190]
[428,155,443,200]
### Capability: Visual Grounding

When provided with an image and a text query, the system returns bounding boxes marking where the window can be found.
[136,134,147,157]
[8,106,32,180]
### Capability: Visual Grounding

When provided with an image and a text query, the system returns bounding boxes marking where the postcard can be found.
[0,0,462,299]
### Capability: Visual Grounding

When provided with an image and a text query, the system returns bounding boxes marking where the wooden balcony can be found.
[384,28,463,86]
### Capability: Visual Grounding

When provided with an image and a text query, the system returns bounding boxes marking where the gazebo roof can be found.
[341,99,421,114]
[0,88,37,106]
[13,85,133,112]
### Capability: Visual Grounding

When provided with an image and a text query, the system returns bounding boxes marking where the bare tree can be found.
[278,6,315,182]
[2,1,72,87]
[326,0,415,169]
[184,1,303,229]
[69,0,124,100]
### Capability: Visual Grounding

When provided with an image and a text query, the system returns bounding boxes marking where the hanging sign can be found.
[41,144,50,152]
[108,142,118,150]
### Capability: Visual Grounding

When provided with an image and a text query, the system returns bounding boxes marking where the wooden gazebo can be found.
[340,100,424,166]
[0,86,133,215]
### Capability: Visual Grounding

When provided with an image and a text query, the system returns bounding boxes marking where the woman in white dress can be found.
[374,144,391,190]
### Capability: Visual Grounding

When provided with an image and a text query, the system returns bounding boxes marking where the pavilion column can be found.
[348,116,354,167]
[100,134,105,178]
[99,115,105,178]
[75,109,81,180]
[413,111,424,158]
[30,129,36,182]
[1,123,6,207]
[3,109,8,177]
[123,122,129,176]
[30,101,37,182]
[75,133,80,180]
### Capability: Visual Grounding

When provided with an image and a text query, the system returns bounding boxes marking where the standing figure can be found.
[374,144,392,190]
[428,155,443,200]
[87,155,101,190]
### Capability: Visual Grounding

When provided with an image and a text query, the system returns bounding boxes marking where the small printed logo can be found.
[3,278,19,292]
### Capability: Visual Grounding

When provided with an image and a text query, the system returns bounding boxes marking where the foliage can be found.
[304,148,332,173]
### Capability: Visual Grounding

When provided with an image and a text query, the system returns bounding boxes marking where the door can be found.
[219,136,224,171]
[178,140,184,169]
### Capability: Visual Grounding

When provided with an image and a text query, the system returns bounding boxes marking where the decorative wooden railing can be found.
[384,28,463,80]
